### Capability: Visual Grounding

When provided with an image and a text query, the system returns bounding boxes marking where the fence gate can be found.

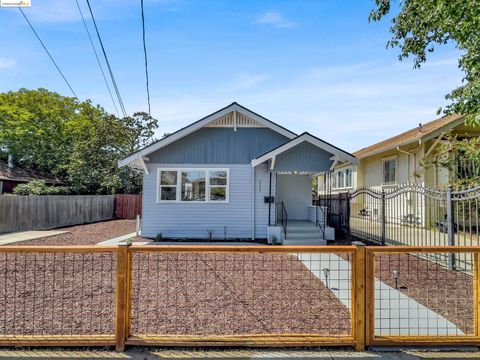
[365,246,480,346]
[349,184,480,273]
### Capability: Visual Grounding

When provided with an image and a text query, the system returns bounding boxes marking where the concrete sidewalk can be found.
[0,348,478,359]
[0,230,68,246]
[297,253,462,336]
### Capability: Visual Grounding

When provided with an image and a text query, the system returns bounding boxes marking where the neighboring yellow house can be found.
[319,113,480,195]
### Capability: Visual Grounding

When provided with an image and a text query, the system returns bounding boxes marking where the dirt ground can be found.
[375,253,474,334]
[16,220,136,246]
[0,252,351,337]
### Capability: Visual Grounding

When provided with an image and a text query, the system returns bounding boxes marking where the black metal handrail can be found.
[315,203,326,239]
[276,202,288,239]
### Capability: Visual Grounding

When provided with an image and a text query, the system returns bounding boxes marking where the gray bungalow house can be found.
[119,103,357,244]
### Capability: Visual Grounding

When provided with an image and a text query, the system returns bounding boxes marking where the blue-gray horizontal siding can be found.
[254,164,275,238]
[141,164,254,239]
[148,128,289,164]
[274,141,333,172]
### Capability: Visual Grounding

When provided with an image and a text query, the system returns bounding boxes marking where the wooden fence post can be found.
[353,241,366,351]
[115,243,131,352]
[474,253,480,337]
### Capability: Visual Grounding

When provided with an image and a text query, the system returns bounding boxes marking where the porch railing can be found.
[276,201,288,239]
[315,205,326,239]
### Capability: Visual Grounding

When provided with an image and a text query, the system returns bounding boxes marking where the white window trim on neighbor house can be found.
[332,167,353,190]
[382,156,397,186]
[156,168,230,204]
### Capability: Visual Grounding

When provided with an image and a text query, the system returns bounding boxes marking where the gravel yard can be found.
[375,253,474,334]
[130,252,351,336]
[0,251,351,337]
[16,220,136,246]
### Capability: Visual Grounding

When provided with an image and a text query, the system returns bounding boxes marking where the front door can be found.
[276,174,311,220]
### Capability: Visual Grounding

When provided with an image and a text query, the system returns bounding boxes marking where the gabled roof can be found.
[251,132,358,167]
[0,160,63,184]
[119,102,297,167]
[353,114,465,159]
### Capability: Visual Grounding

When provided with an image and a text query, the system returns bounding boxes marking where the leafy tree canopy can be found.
[370,0,480,124]
[0,88,158,194]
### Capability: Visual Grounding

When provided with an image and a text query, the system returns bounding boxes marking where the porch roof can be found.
[251,132,358,172]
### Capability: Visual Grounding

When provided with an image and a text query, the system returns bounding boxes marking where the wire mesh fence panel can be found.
[0,250,117,338]
[129,250,353,338]
[370,250,476,339]
[452,187,480,273]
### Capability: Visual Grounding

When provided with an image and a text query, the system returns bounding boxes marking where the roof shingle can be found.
[353,114,465,159]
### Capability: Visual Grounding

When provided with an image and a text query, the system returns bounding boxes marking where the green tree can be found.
[370,0,480,124]
[0,88,158,194]
[421,133,480,188]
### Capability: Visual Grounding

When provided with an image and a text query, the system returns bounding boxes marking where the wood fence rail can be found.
[0,244,478,352]
[0,195,115,233]
[0,194,142,234]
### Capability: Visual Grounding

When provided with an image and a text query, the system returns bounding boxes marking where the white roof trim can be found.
[119,103,296,168]
[251,133,358,167]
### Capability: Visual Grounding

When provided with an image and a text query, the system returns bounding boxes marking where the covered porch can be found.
[251,133,357,244]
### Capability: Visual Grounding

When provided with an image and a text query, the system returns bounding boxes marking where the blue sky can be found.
[0,0,463,152]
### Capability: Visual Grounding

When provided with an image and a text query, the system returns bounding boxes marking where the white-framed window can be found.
[382,156,397,184]
[345,168,352,187]
[333,167,353,189]
[157,168,229,203]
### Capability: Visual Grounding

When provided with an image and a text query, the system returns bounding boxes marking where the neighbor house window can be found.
[345,168,352,187]
[333,167,353,189]
[337,171,345,188]
[157,168,229,203]
[383,157,397,184]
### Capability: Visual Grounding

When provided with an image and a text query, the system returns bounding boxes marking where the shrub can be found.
[12,180,69,195]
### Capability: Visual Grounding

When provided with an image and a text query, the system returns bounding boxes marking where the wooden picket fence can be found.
[114,194,142,220]
[0,244,478,352]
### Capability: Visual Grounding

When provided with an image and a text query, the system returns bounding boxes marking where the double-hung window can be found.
[332,167,353,189]
[382,157,397,185]
[157,168,229,203]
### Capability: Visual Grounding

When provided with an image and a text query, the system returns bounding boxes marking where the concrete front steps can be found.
[283,220,328,245]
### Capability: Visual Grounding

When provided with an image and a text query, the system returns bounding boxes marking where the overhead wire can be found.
[75,0,120,117]
[85,0,128,118]
[19,8,78,99]
[140,0,151,115]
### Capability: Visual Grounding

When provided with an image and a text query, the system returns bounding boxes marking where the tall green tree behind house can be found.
[0,88,158,194]
[370,0,480,124]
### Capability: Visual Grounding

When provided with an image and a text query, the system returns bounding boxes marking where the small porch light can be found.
[393,270,399,289]
[323,268,330,288]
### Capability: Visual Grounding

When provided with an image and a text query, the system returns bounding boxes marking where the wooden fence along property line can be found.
[114,194,142,220]
[0,195,115,234]
[0,244,479,352]
[0,194,142,234]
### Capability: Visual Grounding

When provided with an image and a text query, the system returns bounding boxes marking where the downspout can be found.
[397,139,421,183]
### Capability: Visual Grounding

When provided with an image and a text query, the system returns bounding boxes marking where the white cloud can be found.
[0,59,16,69]
[256,11,296,29]
[228,74,268,91]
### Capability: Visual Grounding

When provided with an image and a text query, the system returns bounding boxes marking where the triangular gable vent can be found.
[205,111,265,128]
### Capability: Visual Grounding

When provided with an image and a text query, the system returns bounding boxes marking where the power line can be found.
[19,8,78,99]
[85,0,128,118]
[140,0,151,115]
[75,0,120,117]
